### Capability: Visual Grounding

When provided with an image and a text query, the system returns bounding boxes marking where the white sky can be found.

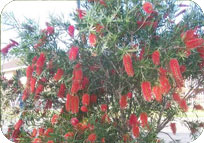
[1,1,77,48]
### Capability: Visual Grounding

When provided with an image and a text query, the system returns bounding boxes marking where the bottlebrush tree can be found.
[1,0,204,143]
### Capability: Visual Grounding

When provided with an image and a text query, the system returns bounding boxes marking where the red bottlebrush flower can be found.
[69,46,79,61]
[119,95,127,109]
[36,53,46,68]
[32,128,37,137]
[33,138,42,143]
[89,33,97,47]
[141,81,152,102]
[172,93,181,102]
[73,63,83,81]
[15,119,23,130]
[170,123,176,134]
[44,128,54,137]
[54,68,64,81]
[36,53,46,75]
[123,54,134,77]
[68,25,75,37]
[38,128,45,136]
[101,137,105,143]
[77,9,86,19]
[82,76,89,89]
[1,42,17,55]
[126,92,132,98]
[70,117,79,126]
[101,104,108,112]
[140,112,148,128]
[185,38,204,49]
[143,2,153,14]
[194,104,203,110]
[30,77,36,93]
[87,133,97,142]
[95,24,104,33]
[64,132,74,139]
[129,114,138,127]
[71,80,81,94]
[26,65,33,79]
[57,84,66,98]
[169,59,184,88]
[159,76,171,94]
[46,26,54,35]
[66,94,72,111]
[152,50,160,65]
[159,67,167,77]
[197,47,204,59]
[47,141,54,143]
[100,0,107,6]
[51,114,59,125]
[35,84,44,95]
[32,56,38,64]
[152,86,162,102]
[181,29,197,42]
[179,98,188,112]
[90,94,97,103]
[71,96,79,114]
[132,126,140,138]
[101,113,111,123]
[180,65,186,73]
[81,105,88,112]
[82,93,90,106]
[22,89,29,101]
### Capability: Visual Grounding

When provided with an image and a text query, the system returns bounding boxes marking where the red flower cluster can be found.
[44,128,54,137]
[172,93,181,102]
[82,93,90,106]
[170,123,176,134]
[197,47,204,59]
[181,29,204,49]
[140,112,148,128]
[14,119,23,130]
[36,53,46,75]
[32,129,37,137]
[81,106,88,112]
[26,65,34,79]
[46,26,54,35]
[69,46,79,61]
[129,114,138,127]
[143,2,154,14]
[57,84,66,98]
[123,54,134,77]
[101,104,108,112]
[132,125,140,138]
[30,77,37,93]
[82,76,90,89]
[169,59,184,88]
[1,39,18,55]
[119,95,127,109]
[68,25,75,37]
[89,33,97,47]
[141,81,152,102]
[159,75,171,94]
[53,68,64,81]
[152,50,160,65]
[87,133,97,142]
[22,89,29,101]
[152,86,162,102]
[71,63,83,94]
[66,94,79,114]
[77,9,86,19]
[51,114,59,125]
